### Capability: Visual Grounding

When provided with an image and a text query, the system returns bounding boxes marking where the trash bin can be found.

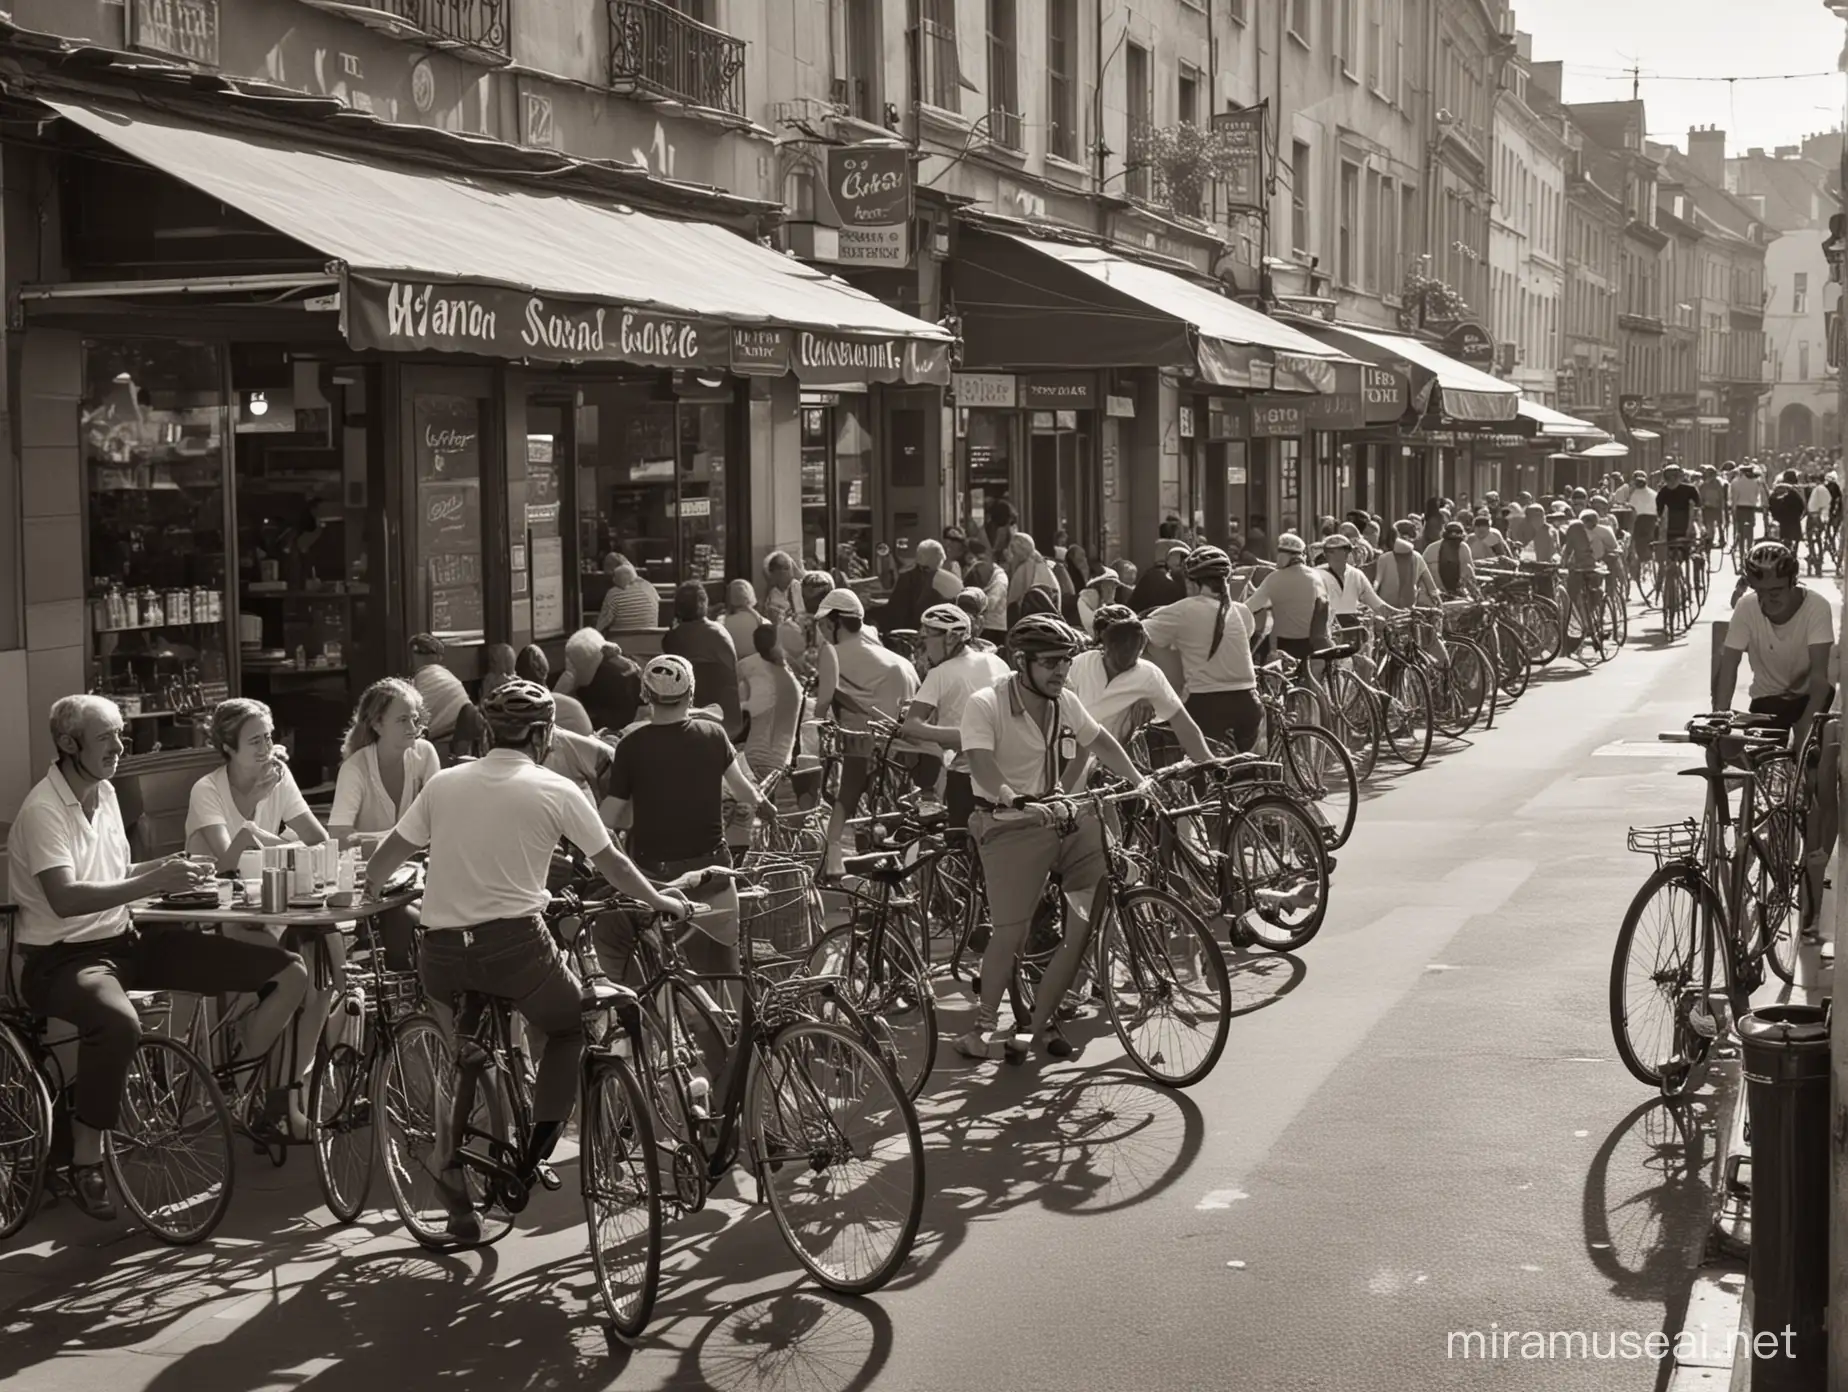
[1737,1002,1830,1391]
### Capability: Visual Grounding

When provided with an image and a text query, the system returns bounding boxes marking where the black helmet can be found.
[1743,540,1798,583]
[1091,603,1143,635]
[1183,545,1233,582]
[480,678,556,741]
[1008,613,1084,659]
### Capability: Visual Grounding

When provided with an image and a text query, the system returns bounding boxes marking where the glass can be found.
[678,402,728,584]
[801,407,832,569]
[834,401,875,580]
[83,340,232,758]
[965,408,1014,542]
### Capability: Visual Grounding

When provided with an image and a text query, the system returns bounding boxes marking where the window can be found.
[1047,0,1078,161]
[836,0,881,123]
[1368,0,1384,91]
[1125,42,1152,200]
[1229,0,1247,22]
[1800,340,1811,380]
[986,0,1021,148]
[1291,139,1312,255]
[1339,0,1358,76]
[1794,272,1809,315]
[1178,65,1199,128]
[920,0,959,112]
[1338,161,1359,286]
[1287,0,1310,43]
[801,401,875,572]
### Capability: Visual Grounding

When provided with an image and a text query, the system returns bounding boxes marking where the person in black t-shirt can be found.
[1654,462,1702,542]
[600,654,772,987]
[1768,469,1808,544]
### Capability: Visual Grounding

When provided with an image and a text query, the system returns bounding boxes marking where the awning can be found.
[46,98,950,385]
[954,227,1357,390]
[1299,322,1520,422]
[1581,441,1630,458]
[1517,401,1604,437]
[1631,428,1662,440]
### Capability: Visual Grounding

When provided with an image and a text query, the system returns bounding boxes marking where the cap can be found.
[1276,533,1307,555]
[1165,542,1192,559]
[409,633,444,657]
[1091,565,1121,583]
[816,588,865,619]
[1322,533,1354,551]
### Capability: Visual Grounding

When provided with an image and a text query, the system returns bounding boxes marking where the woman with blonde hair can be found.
[328,678,441,851]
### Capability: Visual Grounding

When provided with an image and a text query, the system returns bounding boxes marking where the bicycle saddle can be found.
[581,978,639,1013]
[839,850,916,883]
[1313,642,1361,661]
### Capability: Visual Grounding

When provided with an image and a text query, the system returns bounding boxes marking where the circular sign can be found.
[410,58,436,114]
[1441,321,1495,369]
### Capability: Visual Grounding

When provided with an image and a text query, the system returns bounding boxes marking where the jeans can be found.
[21,926,299,1132]
[1186,689,1265,754]
[418,916,584,1126]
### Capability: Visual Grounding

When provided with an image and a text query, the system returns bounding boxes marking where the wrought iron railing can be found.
[918,11,961,112]
[378,0,509,61]
[608,0,747,117]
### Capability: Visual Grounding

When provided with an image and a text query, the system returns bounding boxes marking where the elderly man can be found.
[761,550,799,626]
[596,557,662,634]
[880,537,962,633]
[1074,565,1123,635]
[9,695,308,1218]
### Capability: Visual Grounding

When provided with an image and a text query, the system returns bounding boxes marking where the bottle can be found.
[123,587,140,628]
[294,644,307,669]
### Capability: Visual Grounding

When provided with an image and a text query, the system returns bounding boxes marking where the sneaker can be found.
[66,1162,117,1222]
[954,1014,1000,1061]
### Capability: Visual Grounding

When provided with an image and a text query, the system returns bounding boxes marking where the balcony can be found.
[303,0,511,65]
[608,0,747,117]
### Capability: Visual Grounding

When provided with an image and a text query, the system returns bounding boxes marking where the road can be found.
[1,567,1828,1392]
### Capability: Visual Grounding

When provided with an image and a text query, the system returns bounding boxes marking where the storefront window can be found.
[799,398,875,578]
[964,408,1015,543]
[1276,438,1303,536]
[82,340,232,756]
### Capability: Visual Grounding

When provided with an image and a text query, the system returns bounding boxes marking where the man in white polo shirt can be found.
[957,615,1152,1064]
[365,678,688,1242]
[1066,604,1214,763]
[8,694,306,1220]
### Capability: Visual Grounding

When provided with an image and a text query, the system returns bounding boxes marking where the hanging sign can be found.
[730,327,791,376]
[1249,398,1307,437]
[952,372,1017,407]
[1441,321,1495,369]
[130,0,220,67]
[825,144,913,266]
[1211,104,1266,209]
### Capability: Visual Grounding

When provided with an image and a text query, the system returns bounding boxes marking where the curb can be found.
[1666,1055,1750,1392]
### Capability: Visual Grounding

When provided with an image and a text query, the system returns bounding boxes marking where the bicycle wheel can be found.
[376,1015,516,1250]
[1521,595,1563,666]
[1609,866,1719,1089]
[1748,806,1803,985]
[1096,886,1231,1088]
[0,1022,52,1241]
[806,918,938,1101]
[1380,662,1434,769]
[105,1035,235,1245]
[1605,586,1628,649]
[310,1032,376,1223]
[1279,723,1355,849]
[1322,666,1381,782]
[1433,641,1488,737]
[581,1052,661,1341]
[1282,682,1330,731]
[1220,793,1331,951]
[1491,617,1531,701]
[1635,547,1659,606]
[747,1021,924,1295]
[1690,551,1709,607]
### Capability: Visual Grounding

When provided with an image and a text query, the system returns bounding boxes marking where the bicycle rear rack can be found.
[1626,819,1702,864]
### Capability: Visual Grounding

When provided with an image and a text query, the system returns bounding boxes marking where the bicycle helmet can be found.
[954,586,989,622]
[1183,545,1233,582]
[640,653,695,703]
[1008,612,1084,659]
[1743,540,1799,583]
[1091,603,1143,635]
[480,679,555,742]
[815,588,865,620]
[920,603,972,639]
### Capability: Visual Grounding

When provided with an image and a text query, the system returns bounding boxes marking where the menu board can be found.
[414,395,484,640]
[531,535,565,639]
[430,584,485,637]
[526,433,560,528]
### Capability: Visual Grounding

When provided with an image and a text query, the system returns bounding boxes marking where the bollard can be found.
[1737,1002,1830,1391]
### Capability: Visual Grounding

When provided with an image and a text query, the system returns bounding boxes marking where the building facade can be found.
[1489,29,1565,409]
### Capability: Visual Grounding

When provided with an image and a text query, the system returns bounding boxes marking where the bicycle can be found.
[1304,637,1384,783]
[1609,714,1794,1096]
[1656,537,1700,641]
[1367,612,1438,769]
[992,784,1232,1087]
[1560,567,1623,666]
[1408,606,1494,737]
[1254,656,1359,849]
[0,910,236,1244]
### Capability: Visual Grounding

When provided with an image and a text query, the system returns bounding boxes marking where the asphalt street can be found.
[0,565,1830,1392]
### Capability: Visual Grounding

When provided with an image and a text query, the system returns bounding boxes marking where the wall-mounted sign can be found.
[130,0,220,67]
[730,327,791,377]
[1302,392,1364,430]
[1249,399,1307,437]
[1210,104,1266,209]
[1179,407,1195,438]
[952,372,1017,408]
[1020,373,1097,408]
[825,144,912,266]
[1441,321,1496,369]
[1105,394,1137,418]
[1362,365,1409,423]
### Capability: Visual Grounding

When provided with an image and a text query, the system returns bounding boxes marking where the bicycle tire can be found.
[106,1034,236,1245]
[748,1020,924,1295]
[1433,639,1488,737]
[310,1032,376,1223]
[1220,793,1331,952]
[582,1052,662,1341]
[0,1021,52,1241]
[1609,865,1721,1089]
[1281,722,1357,849]
[1096,886,1232,1088]
[805,917,938,1101]
[1380,661,1434,769]
[1522,595,1563,666]
[1748,807,1802,986]
[1491,616,1531,701]
[1604,588,1629,652]
[1323,666,1382,782]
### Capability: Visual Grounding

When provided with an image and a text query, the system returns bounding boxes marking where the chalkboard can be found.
[430,582,485,637]
[428,552,482,587]
[415,396,481,482]
[419,479,481,555]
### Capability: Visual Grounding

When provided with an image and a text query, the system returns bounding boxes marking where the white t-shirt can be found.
[329,739,442,835]
[8,766,134,946]
[394,748,614,929]
[1725,588,1836,700]
[1809,483,1833,517]
[1068,650,1184,740]
[185,763,312,850]
[820,636,919,728]
[1320,565,1391,618]
[1142,593,1257,694]
[1732,475,1765,508]
[1244,563,1328,641]
[914,647,1011,771]
[960,678,1103,803]
[1622,483,1657,517]
[413,663,471,737]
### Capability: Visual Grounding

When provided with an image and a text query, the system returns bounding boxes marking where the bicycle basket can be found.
[738,854,822,977]
[375,968,423,1021]
[1625,820,1702,863]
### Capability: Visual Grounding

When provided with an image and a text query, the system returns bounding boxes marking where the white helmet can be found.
[816,588,865,620]
[920,603,972,638]
[640,654,694,703]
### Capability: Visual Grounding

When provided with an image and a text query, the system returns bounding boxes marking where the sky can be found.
[1516,0,1848,155]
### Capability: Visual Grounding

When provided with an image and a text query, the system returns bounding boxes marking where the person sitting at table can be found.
[185,697,334,1142]
[8,695,307,1219]
[517,644,594,737]
[558,628,642,734]
[409,633,483,762]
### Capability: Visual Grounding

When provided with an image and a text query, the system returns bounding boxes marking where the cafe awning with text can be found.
[1299,322,1520,423]
[45,97,952,385]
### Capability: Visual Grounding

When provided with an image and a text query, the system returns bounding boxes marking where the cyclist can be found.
[1698,464,1728,552]
[1731,463,1765,556]
[1245,532,1330,662]
[1467,512,1511,563]
[1142,545,1265,753]
[1423,520,1482,600]
[1319,535,1401,679]
[8,694,306,1221]
[1713,540,1839,931]
[956,615,1154,1062]
[1373,521,1443,609]
[1617,470,1657,580]
[365,679,689,1242]
[1806,473,1834,576]
[813,587,920,877]
[1768,469,1807,547]
[899,604,1011,829]
[1655,462,1703,594]
[1067,604,1215,761]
